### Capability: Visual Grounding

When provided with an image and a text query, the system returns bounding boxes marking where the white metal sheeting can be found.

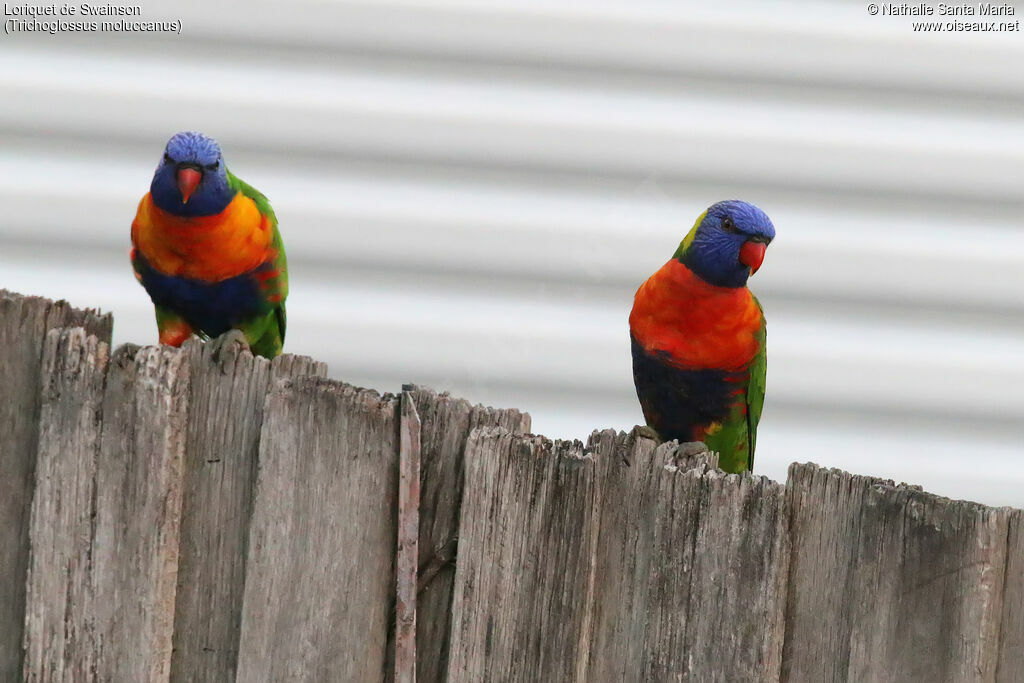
[1,1,1022,504]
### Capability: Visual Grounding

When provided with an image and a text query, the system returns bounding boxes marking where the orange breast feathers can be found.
[131,193,275,282]
[629,259,763,371]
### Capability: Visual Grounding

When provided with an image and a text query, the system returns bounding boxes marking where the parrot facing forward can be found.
[629,200,774,473]
[131,131,287,358]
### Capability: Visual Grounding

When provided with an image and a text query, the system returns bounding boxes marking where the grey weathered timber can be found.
[404,386,530,683]
[997,509,1024,682]
[91,344,191,681]
[23,328,109,681]
[782,463,1012,683]
[447,428,789,682]
[3,292,1024,683]
[24,340,191,681]
[170,333,326,683]
[0,291,112,681]
[395,390,422,683]
[447,429,599,682]
[236,378,400,682]
[587,431,789,682]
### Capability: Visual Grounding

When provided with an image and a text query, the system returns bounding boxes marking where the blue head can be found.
[674,200,775,288]
[150,132,233,217]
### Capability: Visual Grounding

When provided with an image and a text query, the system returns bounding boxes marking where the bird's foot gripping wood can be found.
[676,441,709,458]
[631,424,662,442]
[669,441,719,473]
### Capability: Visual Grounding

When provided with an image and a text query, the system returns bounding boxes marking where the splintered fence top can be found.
[0,290,1021,683]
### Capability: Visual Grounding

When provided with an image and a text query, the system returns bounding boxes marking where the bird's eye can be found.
[163,153,173,164]
[721,216,738,233]
[205,161,219,171]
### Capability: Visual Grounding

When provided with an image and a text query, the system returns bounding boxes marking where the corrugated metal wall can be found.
[3,1,1022,504]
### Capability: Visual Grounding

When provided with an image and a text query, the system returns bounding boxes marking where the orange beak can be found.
[176,167,201,204]
[739,241,767,274]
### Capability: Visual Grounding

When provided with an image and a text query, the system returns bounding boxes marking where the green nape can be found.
[672,210,707,260]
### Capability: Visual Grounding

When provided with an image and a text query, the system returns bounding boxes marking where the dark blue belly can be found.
[135,253,273,337]
[630,334,746,442]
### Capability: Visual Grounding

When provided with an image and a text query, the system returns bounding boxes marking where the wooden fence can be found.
[0,289,1021,682]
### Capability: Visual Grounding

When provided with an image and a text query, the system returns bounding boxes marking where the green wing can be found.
[704,298,767,473]
[745,297,768,470]
[228,168,288,356]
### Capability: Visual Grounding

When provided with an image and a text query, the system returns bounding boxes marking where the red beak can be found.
[739,241,767,274]
[176,167,202,204]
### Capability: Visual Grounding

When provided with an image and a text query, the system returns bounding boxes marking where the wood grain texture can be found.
[447,428,599,682]
[783,462,1011,683]
[23,328,109,682]
[395,390,422,683]
[6,292,1024,683]
[448,428,788,682]
[997,509,1023,682]
[587,431,789,682]
[0,291,112,680]
[24,341,191,681]
[404,385,530,683]
[236,378,399,682]
[170,333,326,683]
[91,344,191,682]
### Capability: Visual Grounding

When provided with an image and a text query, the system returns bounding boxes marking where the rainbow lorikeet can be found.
[629,200,774,473]
[131,132,287,358]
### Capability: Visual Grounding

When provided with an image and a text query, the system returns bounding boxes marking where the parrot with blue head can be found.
[131,131,287,358]
[629,200,774,473]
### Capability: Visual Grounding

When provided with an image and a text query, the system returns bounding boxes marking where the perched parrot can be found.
[629,200,774,473]
[130,131,287,358]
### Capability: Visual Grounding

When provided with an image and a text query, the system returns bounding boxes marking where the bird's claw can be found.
[669,441,714,471]
[631,424,662,442]
[676,441,709,457]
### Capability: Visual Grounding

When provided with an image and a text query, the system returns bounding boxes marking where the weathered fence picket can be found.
[235,377,400,681]
[1000,511,1024,682]
[448,429,602,682]
[22,329,109,681]
[403,386,530,682]
[783,464,1013,682]
[90,343,191,681]
[0,292,111,681]
[23,330,192,680]
[447,429,789,682]
[1,290,1021,683]
[395,389,423,683]
[586,433,789,682]
[170,333,326,683]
